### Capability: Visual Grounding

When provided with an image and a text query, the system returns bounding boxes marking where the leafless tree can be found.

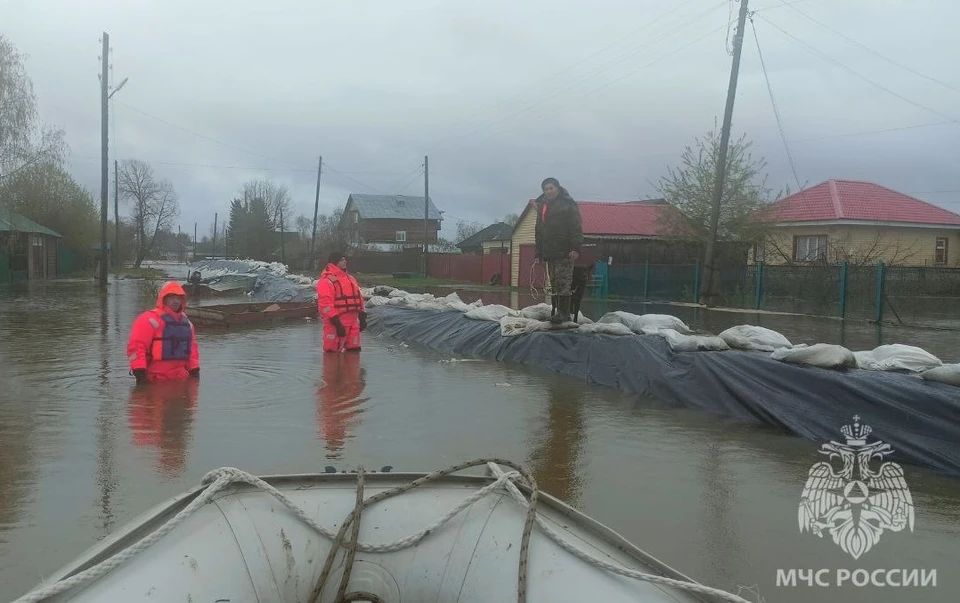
[0,35,65,183]
[241,178,292,231]
[455,220,484,244]
[653,121,788,244]
[118,159,180,267]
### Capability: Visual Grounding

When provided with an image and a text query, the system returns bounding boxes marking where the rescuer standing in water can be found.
[127,281,201,385]
[317,251,366,352]
[534,177,583,324]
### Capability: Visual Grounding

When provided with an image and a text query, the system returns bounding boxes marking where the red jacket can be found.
[127,282,200,381]
[316,264,365,321]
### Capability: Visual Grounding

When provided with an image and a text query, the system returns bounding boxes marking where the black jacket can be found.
[534,189,583,261]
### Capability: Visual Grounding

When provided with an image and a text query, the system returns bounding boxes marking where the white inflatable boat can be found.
[12,460,751,603]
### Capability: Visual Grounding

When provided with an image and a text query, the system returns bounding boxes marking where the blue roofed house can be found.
[340,194,444,251]
[0,208,63,283]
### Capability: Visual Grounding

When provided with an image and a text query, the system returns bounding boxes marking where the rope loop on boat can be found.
[13,459,755,603]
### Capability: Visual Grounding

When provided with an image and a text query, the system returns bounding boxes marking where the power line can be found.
[115,100,310,168]
[789,120,949,143]
[757,15,960,125]
[419,1,730,151]
[463,21,729,147]
[414,0,713,148]
[775,0,960,96]
[749,13,805,194]
[69,154,315,173]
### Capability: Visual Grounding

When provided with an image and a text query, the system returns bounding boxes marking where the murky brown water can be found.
[2,277,959,603]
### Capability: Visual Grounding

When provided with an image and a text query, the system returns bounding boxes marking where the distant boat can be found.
[12,461,749,603]
[188,301,317,328]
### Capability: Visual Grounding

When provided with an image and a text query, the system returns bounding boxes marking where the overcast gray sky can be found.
[5,0,959,240]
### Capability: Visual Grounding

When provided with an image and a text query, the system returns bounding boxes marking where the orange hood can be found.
[156,281,188,309]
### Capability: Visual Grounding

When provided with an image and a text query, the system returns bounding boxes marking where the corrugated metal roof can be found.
[520,199,679,237]
[0,208,63,237]
[757,180,960,226]
[348,194,443,221]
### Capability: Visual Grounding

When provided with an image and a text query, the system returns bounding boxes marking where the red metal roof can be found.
[525,199,679,236]
[756,180,960,226]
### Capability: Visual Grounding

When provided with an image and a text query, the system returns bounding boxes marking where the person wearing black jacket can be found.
[534,177,583,324]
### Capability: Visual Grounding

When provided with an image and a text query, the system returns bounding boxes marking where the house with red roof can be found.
[752,180,960,267]
[508,198,742,287]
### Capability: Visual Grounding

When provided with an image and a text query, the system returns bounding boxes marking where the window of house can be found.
[935,237,949,265]
[794,235,827,262]
[352,212,359,223]
[395,230,406,242]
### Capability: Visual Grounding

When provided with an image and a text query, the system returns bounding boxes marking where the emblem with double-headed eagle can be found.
[798,415,915,560]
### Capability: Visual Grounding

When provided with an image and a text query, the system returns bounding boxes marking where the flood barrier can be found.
[366,305,960,479]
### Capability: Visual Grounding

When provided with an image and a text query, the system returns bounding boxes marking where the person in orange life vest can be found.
[316,351,366,459]
[127,281,200,384]
[316,251,366,353]
[128,378,198,478]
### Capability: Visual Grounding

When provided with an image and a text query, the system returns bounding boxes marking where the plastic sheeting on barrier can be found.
[366,305,960,478]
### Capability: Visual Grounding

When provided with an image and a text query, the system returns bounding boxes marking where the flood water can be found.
[2,276,959,603]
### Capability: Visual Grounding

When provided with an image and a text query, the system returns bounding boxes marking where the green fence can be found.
[605,261,960,327]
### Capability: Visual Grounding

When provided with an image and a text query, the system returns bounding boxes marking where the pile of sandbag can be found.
[361,286,958,384]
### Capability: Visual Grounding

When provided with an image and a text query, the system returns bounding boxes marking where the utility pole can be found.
[700,0,750,307]
[279,204,286,265]
[193,222,197,262]
[310,155,322,266]
[98,32,110,288]
[212,212,218,259]
[422,155,429,276]
[114,159,119,265]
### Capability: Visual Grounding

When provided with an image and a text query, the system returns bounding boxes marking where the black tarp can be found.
[367,305,960,478]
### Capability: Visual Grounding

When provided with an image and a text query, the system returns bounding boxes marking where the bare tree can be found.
[118,159,180,267]
[503,213,520,227]
[455,219,484,244]
[0,35,65,182]
[241,178,292,231]
[653,122,787,244]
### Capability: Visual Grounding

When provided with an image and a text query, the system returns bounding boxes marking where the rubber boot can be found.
[552,295,572,324]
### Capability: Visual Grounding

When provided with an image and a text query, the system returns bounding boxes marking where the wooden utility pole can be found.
[98,32,110,288]
[114,159,119,265]
[700,0,750,307]
[279,204,286,265]
[212,212,218,259]
[422,155,429,276]
[193,222,197,262]
[310,155,322,266]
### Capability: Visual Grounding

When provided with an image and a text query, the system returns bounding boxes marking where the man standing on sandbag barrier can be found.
[317,251,366,352]
[534,177,583,324]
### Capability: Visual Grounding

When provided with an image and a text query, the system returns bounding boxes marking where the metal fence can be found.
[604,261,960,327]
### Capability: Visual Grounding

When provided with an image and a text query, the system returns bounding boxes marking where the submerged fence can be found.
[605,261,960,328]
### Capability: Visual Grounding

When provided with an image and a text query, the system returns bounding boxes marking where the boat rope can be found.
[13,459,754,603]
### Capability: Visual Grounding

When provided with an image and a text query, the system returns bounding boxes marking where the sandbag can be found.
[466,304,518,322]
[500,316,551,337]
[598,311,692,335]
[853,344,942,372]
[520,303,553,321]
[577,322,635,336]
[365,295,391,307]
[920,364,960,387]
[719,325,793,352]
[771,343,857,370]
[387,288,411,298]
[659,328,730,352]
